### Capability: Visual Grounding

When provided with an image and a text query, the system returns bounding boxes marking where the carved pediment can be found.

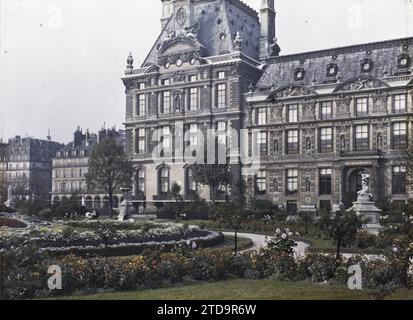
[266,85,317,101]
[334,76,390,93]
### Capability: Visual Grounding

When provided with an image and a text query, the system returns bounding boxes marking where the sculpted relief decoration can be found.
[268,85,316,102]
[335,95,352,115]
[335,77,390,93]
[371,92,389,113]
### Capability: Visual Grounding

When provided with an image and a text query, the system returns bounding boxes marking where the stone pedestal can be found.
[348,196,382,234]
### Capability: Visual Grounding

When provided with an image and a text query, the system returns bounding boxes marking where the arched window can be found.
[159,167,170,194]
[85,196,93,208]
[103,196,110,209]
[94,196,101,209]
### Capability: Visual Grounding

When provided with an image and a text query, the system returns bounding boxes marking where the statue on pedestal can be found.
[357,174,373,201]
[4,185,16,210]
[118,187,132,221]
[347,172,382,234]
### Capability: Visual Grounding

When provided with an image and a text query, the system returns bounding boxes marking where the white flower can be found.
[288,232,294,237]
[281,233,288,240]
[192,242,197,249]
[393,246,399,253]
[275,229,281,235]
[295,232,301,237]
[186,240,191,246]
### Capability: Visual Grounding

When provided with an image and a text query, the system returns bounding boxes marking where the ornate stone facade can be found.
[1,136,63,201]
[123,0,413,214]
[247,37,413,213]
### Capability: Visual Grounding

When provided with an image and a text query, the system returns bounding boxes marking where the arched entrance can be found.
[343,168,370,208]
[348,169,369,195]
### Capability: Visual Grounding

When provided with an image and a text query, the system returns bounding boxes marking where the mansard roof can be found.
[257,37,413,90]
[143,0,260,66]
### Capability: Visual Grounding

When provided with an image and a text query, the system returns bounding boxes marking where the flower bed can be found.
[0,220,224,257]
[0,217,28,229]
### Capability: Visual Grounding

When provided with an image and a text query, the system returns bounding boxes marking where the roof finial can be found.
[234,32,243,51]
[126,52,134,74]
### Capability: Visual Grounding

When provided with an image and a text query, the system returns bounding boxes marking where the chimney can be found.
[73,127,85,148]
[260,0,279,61]
[161,0,173,29]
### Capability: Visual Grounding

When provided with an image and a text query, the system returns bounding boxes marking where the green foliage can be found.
[38,209,54,221]
[317,208,364,259]
[0,204,15,214]
[191,163,232,207]
[363,260,400,300]
[355,231,378,249]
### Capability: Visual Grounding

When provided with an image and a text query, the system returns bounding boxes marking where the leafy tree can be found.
[171,182,184,219]
[317,207,365,260]
[218,202,248,254]
[191,163,232,209]
[86,138,134,218]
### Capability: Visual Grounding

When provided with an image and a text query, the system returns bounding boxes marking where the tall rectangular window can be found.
[319,169,332,195]
[356,98,368,117]
[287,130,299,155]
[136,128,146,154]
[288,105,298,123]
[189,75,197,82]
[189,88,198,111]
[355,125,369,151]
[218,71,226,79]
[392,166,406,194]
[394,95,406,114]
[137,94,146,116]
[255,171,267,195]
[189,124,198,147]
[162,91,171,114]
[217,84,226,108]
[393,122,407,150]
[217,121,227,146]
[287,169,298,195]
[160,168,170,194]
[137,170,145,194]
[257,108,267,125]
[187,168,197,193]
[162,126,171,151]
[138,83,145,90]
[319,128,333,153]
[257,132,268,156]
[321,101,332,120]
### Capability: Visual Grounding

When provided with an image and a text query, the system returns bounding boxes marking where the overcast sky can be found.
[0,0,412,144]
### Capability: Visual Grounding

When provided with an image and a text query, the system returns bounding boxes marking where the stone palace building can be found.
[0,136,63,201]
[123,0,413,214]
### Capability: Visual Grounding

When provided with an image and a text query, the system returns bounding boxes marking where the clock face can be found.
[400,58,408,66]
[329,67,336,75]
[176,7,187,25]
[363,63,370,70]
[297,72,303,79]
[176,59,183,67]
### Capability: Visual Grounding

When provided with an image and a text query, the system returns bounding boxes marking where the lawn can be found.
[46,279,413,300]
